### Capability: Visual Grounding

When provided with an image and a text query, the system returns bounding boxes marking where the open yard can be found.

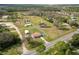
[25,16,76,41]
[15,15,76,42]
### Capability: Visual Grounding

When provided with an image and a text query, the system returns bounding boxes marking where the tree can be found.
[0,25,9,32]
[0,25,21,50]
[44,41,72,55]
[69,34,79,48]
[36,44,46,53]
[68,33,79,55]
[0,32,21,50]
[7,13,18,22]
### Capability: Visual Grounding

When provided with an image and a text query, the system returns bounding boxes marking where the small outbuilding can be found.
[25,30,30,34]
[39,23,48,28]
[24,30,30,38]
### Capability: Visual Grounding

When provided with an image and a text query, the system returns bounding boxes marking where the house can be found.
[24,19,32,27]
[39,23,48,28]
[0,15,9,21]
[68,15,78,26]
[70,14,77,21]
[71,16,77,21]
[31,32,43,38]
[0,24,6,27]
[61,23,71,29]
[2,15,8,19]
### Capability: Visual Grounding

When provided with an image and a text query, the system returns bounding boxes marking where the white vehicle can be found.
[24,30,30,38]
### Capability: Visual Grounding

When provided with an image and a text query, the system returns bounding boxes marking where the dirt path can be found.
[0,22,29,54]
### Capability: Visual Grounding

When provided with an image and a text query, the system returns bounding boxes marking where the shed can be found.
[39,23,48,28]
[2,15,8,19]
[25,30,29,34]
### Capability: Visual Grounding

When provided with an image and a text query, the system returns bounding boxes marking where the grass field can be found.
[12,15,76,53]
[15,16,76,42]
[25,16,76,41]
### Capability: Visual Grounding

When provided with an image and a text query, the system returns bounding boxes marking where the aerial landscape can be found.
[0,4,79,55]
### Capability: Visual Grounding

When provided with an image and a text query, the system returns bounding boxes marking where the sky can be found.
[0,0,79,4]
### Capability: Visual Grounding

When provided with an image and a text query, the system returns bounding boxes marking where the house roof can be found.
[32,32,42,38]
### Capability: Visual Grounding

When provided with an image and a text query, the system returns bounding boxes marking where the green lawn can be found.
[15,16,76,42]
[26,16,76,41]
[26,26,40,33]
[13,15,77,53]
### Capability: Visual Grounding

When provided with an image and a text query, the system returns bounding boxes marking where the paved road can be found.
[1,22,79,55]
[40,37,51,47]
[33,24,79,51]
[45,29,79,51]
[14,24,79,54]
[32,24,79,51]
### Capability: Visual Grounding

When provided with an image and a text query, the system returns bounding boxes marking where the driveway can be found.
[0,22,36,55]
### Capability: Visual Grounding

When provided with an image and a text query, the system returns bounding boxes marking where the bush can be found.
[0,32,21,50]
[44,41,72,55]
[28,40,43,48]
[36,44,46,53]
[69,34,79,48]
[0,25,21,50]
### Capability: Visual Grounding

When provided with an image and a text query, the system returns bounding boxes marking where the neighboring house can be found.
[61,23,71,29]
[2,15,8,19]
[0,24,6,27]
[0,15,9,21]
[39,23,47,28]
[24,19,32,27]
[39,23,50,28]
[31,32,43,39]
[71,15,77,21]
[68,15,78,26]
